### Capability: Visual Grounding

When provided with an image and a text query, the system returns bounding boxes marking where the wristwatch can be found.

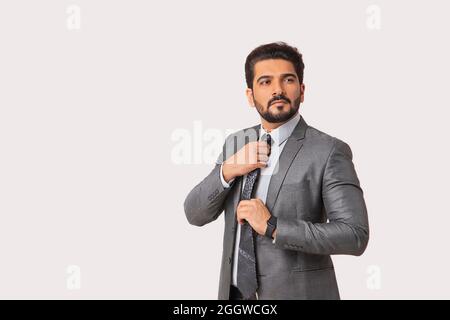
[265,215,277,239]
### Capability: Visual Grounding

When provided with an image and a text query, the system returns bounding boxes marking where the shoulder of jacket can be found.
[304,124,352,158]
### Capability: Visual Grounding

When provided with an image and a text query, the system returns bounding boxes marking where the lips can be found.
[270,100,288,106]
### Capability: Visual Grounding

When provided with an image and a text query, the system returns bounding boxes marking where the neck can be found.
[260,112,297,132]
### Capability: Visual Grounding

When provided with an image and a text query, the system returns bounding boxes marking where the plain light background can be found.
[0,0,449,299]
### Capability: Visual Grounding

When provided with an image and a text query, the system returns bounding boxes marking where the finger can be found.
[236,210,248,224]
[255,161,268,169]
[247,161,266,170]
[257,143,269,154]
[257,154,269,163]
[257,150,270,159]
[238,200,252,207]
[238,204,251,213]
[257,141,270,148]
[258,142,271,155]
[251,198,264,207]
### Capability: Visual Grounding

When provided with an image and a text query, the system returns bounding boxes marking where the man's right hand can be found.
[222,141,271,183]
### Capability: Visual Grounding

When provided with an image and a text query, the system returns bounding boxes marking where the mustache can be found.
[268,95,291,106]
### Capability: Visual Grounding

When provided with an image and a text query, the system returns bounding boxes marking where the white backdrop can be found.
[0,0,449,299]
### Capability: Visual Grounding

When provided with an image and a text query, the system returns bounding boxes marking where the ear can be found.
[246,88,255,107]
[299,83,305,103]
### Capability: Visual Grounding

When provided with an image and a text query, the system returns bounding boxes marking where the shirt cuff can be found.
[220,164,235,188]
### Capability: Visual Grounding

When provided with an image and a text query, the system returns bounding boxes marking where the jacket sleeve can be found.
[274,139,369,256]
[183,136,235,226]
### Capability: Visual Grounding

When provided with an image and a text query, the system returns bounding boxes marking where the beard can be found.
[254,94,301,123]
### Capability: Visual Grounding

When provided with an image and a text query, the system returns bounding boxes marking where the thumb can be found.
[256,161,268,168]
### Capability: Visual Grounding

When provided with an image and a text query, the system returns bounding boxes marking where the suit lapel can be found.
[265,116,308,213]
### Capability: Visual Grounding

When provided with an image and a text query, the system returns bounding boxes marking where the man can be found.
[184,42,369,300]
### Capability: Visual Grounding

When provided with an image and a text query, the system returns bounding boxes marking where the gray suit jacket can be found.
[184,116,369,300]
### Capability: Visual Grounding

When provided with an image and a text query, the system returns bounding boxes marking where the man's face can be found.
[246,59,305,123]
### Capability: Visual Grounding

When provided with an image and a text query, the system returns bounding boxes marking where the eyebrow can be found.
[256,73,298,83]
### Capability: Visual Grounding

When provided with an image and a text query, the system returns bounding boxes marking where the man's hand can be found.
[222,141,270,183]
[236,198,273,236]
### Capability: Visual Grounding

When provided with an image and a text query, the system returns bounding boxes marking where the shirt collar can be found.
[259,112,301,146]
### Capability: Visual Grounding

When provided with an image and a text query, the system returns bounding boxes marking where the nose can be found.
[271,79,285,96]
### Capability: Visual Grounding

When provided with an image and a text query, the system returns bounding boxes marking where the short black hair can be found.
[245,42,304,89]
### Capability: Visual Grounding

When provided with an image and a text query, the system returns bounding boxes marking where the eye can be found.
[260,80,271,85]
[285,77,295,83]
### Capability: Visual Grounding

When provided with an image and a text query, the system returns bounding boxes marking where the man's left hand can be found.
[236,198,272,235]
